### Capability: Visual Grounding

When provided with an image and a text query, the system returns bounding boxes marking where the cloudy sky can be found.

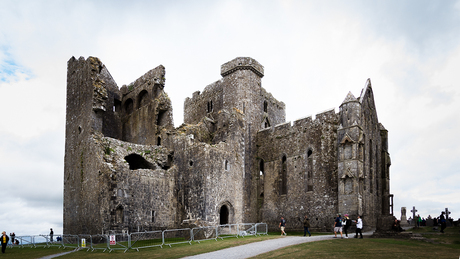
[1,0,459,235]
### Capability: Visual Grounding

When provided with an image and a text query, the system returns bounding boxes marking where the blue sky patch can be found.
[0,46,33,83]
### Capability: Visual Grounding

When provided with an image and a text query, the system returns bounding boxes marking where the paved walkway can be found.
[38,231,374,259]
[182,231,374,259]
[38,249,78,259]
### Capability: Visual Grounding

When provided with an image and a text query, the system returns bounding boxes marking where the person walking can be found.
[343,214,351,238]
[333,214,343,238]
[1,231,9,254]
[279,217,287,236]
[439,212,447,233]
[354,215,363,238]
[303,215,311,237]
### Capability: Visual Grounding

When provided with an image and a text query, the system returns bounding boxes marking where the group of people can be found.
[1,231,20,253]
[409,212,448,233]
[278,214,364,239]
[0,228,56,254]
[333,214,363,239]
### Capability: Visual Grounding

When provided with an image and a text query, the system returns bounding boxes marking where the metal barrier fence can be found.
[90,234,109,252]
[107,233,130,253]
[163,228,192,247]
[192,226,218,243]
[62,234,80,249]
[217,224,239,239]
[238,223,256,237]
[255,223,268,236]
[14,236,36,248]
[6,222,268,252]
[130,230,163,250]
[78,234,92,251]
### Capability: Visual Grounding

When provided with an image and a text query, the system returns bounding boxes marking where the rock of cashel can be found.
[64,56,393,234]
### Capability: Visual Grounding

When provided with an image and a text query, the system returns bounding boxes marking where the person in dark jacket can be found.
[1,231,9,253]
[303,215,311,237]
[343,214,352,238]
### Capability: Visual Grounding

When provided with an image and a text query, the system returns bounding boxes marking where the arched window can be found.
[137,90,149,108]
[263,100,268,113]
[124,99,134,114]
[259,159,265,205]
[116,206,124,224]
[369,140,373,193]
[280,155,287,195]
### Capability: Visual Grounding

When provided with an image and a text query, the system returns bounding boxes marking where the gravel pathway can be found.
[182,231,373,259]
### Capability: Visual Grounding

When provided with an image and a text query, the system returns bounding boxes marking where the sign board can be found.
[81,238,86,248]
[109,235,116,245]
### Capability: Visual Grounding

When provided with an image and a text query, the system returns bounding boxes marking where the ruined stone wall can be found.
[358,84,385,229]
[170,109,246,225]
[119,66,173,146]
[256,109,339,231]
[96,136,177,233]
[184,81,223,125]
[64,57,118,234]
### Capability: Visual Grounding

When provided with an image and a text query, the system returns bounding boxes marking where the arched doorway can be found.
[220,205,229,225]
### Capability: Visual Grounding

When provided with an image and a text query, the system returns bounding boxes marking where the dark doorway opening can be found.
[220,205,229,225]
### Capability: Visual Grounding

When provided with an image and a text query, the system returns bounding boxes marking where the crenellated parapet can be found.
[221,57,264,78]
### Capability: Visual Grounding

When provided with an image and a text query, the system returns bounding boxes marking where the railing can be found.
[6,222,268,252]
[130,230,163,250]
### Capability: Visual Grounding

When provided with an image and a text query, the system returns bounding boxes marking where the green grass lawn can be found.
[3,227,459,259]
[253,226,460,259]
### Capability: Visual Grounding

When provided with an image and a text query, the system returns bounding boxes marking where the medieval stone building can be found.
[63,56,392,234]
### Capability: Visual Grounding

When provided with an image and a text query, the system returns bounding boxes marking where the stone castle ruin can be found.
[64,56,393,234]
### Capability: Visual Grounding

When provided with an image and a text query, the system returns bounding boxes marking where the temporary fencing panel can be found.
[130,231,163,250]
[255,223,268,235]
[107,233,130,253]
[216,224,239,239]
[191,226,218,243]
[90,235,109,252]
[62,234,79,249]
[163,228,192,247]
[238,223,256,237]
[78,234,92,251]
[15,236,36,248]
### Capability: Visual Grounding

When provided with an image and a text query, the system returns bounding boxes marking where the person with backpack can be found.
[343,214,352,238]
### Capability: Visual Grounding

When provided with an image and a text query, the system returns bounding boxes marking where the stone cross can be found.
[411,206,417,227]
[445,208,451,219]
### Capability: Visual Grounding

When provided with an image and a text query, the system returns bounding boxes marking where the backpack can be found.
[346,219,352,227]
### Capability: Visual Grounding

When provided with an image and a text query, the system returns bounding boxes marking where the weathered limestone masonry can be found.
[64,56,392,234]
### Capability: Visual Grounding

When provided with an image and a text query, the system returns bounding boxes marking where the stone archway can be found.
[218,202,234,225]
[220,205,229,225]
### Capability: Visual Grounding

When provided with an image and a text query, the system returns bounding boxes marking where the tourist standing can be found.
[10,232,15,244]
[50,228,54,242]
[279,217,287,236]
[333,214,343,238]
[354,215,363,238]
[1,231,9,254]
[439,212,446,233]
[303,215,311,237]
